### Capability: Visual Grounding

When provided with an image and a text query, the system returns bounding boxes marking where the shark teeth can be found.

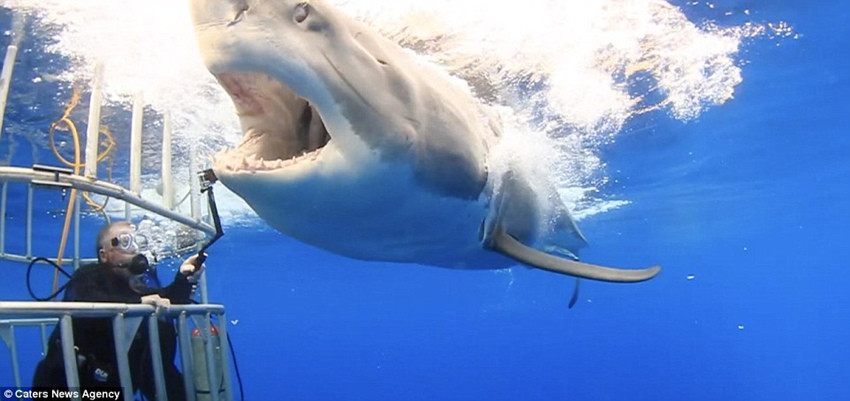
[213,148,323,172]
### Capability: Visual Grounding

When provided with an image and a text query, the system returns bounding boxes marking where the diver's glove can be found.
[180,253,206,284]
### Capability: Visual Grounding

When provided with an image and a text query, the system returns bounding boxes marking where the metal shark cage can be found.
[0,42,234,401]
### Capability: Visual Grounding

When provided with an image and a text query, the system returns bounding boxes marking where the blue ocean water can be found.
[1,1,849,401]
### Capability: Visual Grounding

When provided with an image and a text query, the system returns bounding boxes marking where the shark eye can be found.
[293,2,309,23]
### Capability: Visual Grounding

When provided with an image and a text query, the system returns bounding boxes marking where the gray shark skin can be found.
[190,0,660,282]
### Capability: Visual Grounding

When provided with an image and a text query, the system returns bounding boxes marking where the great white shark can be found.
[189,0,661,283]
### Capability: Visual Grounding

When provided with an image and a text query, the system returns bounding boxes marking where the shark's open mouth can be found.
[212,71,331,172]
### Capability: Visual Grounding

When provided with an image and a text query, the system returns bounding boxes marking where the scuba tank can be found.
[191,324,225,400]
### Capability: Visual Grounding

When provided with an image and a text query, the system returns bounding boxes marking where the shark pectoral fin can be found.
[490,229,661,283]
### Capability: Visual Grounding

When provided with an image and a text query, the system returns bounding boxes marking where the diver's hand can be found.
[141,294,171,308]
[180,253,206,283]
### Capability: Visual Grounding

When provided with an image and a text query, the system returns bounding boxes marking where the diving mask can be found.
[109,231,149,254]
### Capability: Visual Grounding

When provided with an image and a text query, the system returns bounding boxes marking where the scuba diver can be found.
[32,221,205,400]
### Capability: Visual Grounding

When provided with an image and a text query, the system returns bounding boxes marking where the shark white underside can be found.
[190,0,660,282]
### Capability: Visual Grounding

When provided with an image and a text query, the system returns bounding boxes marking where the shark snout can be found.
[189,0,249,28]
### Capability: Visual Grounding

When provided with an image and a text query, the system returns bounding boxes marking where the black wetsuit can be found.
[32,262,193,401]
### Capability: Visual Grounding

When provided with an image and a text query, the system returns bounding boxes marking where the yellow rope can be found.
[48,89,116,172]
[48,87,116,292]
[50,90,82,292]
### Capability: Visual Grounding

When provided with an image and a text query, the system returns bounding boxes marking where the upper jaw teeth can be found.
[214,148,322,172]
